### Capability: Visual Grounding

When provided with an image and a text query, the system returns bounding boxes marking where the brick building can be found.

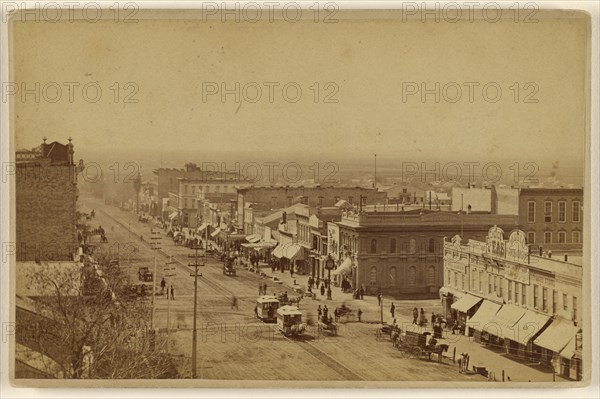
[518,188,583,254]
[16,138,80,261]
[236,185,387,233]
[332,208,518,298]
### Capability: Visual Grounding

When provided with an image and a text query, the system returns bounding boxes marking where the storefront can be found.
[449,294,482,333]
[533,318,581,379]
[502,309,550,359]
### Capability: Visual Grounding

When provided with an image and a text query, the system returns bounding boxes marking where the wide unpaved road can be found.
[81,195,482,382]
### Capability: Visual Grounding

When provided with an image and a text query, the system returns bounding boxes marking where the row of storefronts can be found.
[440,226,583,380]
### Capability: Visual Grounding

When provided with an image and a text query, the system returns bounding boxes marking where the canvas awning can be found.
[211,228,221,238]
[246,234,261,243]
[485,304,526,337]
[559,336,578,359]
[280,243,303,260]
[168,211,178,220]
[332,257,352,276]
[450,294,483,313]
[505,309,551,345]
[272,244,284,258]
[197,223,207,232]
[466,300,502,331]
[533,318,581,353]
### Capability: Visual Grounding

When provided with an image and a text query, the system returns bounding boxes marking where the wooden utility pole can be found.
[188,245,204,378]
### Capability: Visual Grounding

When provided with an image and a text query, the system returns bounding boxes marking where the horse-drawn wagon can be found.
[394,331,448,362]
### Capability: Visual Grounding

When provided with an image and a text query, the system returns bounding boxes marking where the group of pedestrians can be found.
[258,282,268,295]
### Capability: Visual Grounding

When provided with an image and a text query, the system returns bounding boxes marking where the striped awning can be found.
[332,257,352,276]
[450,294,483,313]
[534,318,580,353]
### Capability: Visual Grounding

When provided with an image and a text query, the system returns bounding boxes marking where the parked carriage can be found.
[277,305,306,338]
[394,331,449,362]
[256,295,280,323]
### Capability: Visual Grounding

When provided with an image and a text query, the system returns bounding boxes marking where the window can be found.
[472,270,476,290]
[514,283,519,305]
[528,201,536,223]
[572,201,580,223]
[573,296,578,321]
[522,283,527,306]
[542,287,548,313]
[389,267,397,285]
[552,290,558,314]
[558,231,566,243]
[408,239,417,254]
[533,285,539,308]
[544,201,552,222]
[184,185,188,194]
[478,271,483,292]
[428,238,435,253]
[572,231,581,244]
[402,188,408,194]
[453,271,457,288]
[558,201,566,222]
[390,239,397,253]
[447,270,451,285]
[508,280,513,301]
[544,231,552,244]
[317,196,324,206]
[369,267,377,285]
[408,266,417,286]
[563,293,568,311]
[287,196,293,206]
[461,274,464,290]
[488,274,493,294]
[527,231,535,245]
[427,266,436,286]
[493,275,498,293]
[499,277,503,297]
[370,239,377,254]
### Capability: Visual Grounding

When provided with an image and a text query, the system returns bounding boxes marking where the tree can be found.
[18,253,177,379]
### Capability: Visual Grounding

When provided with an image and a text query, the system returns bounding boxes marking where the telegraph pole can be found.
[150,228,161,331]
[189,244,204,378]
[164,255,177,353]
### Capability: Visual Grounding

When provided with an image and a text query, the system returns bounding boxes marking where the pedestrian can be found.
[377,292,382,306]
[390,302,395,318]
[232,296,238,310]
[170,285,175,300]
[412,307,418,324]
[327,286,332,300]
[320,283,325,296]
[290,265,294,277]
[262,283,267,296]
[258,283,262,296]
[160,278,166,294]
[431,312,436,328]
[323,305,328,322]
[254,305,258,318]
[357,308,362,322]
[316,276,320,287]
[317,305,322,320]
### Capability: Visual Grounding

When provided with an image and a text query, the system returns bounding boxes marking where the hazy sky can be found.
[12,10,588,167]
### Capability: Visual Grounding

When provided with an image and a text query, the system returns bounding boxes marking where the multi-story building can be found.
[236,185,387,233]
[332,208,518,298]
[441,226,583,380]
[518,188,583,254]
[16,138,81,261]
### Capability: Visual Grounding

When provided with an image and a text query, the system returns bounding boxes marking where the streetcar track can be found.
[95,203,365,380]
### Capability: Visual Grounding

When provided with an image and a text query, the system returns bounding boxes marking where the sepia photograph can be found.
[0,1,597,393]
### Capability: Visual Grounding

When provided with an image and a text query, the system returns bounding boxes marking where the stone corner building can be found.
[16,138,79,261]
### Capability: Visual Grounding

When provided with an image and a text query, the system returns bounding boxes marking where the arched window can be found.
[408,239,417,254]
[390,239,397,253]
[369,267,378,285]
[370,239,377,254]
[427,266,436,285]
[408,266,417,286]
[389,267,397,285]
[428,238,436,253]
